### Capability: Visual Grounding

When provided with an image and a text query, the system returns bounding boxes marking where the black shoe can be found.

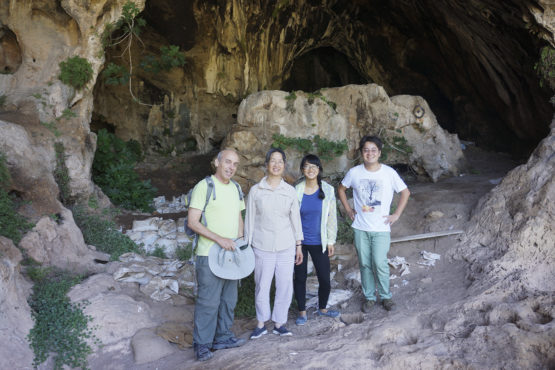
[362,300,375,313]
[212,336,246,350]
[382,299,395,311]
[194,343,214,361]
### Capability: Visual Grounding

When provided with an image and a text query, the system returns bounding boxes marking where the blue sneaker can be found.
[212,336,246,350]
[272,325,292,336]
[295,315,307,326]
[250,326,267,339]
[316,309,341,318]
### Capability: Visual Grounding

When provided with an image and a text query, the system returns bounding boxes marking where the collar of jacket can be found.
[258,176,290,192]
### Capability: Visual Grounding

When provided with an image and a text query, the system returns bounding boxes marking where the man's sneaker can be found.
[212,336,246,350]
[382,299,395,311]
[250,326,267,339]
[295,315,308,326]
[273,325,292,336]
[316,309,341,318]
[362,300,375,313]
[194,343,214,362]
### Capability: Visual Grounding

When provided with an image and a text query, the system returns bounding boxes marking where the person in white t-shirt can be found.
[338,135,410,313]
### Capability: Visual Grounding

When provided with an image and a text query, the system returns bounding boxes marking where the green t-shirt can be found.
[189,175,245,256]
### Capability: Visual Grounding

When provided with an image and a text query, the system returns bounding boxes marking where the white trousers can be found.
[253,246,295,325]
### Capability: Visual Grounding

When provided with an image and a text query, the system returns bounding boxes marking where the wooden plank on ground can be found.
[391,230,464,244]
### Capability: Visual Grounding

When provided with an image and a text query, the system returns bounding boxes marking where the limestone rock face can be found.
[0,237,34,370]
[457,120,555,291]
[18,207,110,274]
[0,119,60,215]
[224,85,465,187]
[0,0,146,205]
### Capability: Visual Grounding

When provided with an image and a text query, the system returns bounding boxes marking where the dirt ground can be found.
[90,145,525,369]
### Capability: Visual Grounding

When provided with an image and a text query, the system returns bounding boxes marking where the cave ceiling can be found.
[97,0,553,157]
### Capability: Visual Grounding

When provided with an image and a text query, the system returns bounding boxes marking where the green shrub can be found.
[271,133,313,153]
[140,45,186,73]
[271,134,348,161]
[176,243,192,261]
[0,94,6,109]
[149,246,167,259]
[337,216,354,245]
[92,129,155,212]
[72,206,141,260]
[0,152,33,244]
[381,135,413,162]
[27,267,96,370]
[313,135,348,161]
[235,273,276,317]
[102,62,130,85]
[59,56,93,89]
[54,142,73,206]
[535,46,555,89]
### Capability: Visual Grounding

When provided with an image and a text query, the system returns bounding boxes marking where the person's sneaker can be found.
[316,309,341,318]
[194,343,214,362]
[295,315,308,326]
[250,326,267,339]
[382,299,395,311]
[212,336,246,350]
[362,300,375,313]
[272,325,293,336]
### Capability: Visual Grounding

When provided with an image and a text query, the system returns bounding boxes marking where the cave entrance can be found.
[281,47,367,92]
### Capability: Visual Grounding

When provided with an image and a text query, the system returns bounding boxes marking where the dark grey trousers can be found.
[193,256,238,346]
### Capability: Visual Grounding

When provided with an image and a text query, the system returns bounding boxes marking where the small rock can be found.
[133,217,162,232]
[425,211,444,220]
[421,277,432,284]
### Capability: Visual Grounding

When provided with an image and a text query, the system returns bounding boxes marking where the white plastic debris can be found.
[306,289,353,309]
[388,256,410,276]
[418,251,441,266]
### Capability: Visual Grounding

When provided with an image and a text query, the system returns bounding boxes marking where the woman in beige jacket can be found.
[244,148,304,338]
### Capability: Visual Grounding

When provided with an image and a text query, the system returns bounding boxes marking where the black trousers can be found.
[293,244,331,311]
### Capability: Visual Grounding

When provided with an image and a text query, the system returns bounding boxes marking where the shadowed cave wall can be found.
[92,0,553,158]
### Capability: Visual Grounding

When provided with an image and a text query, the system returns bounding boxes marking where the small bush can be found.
[54,142,73,206]
[72,206,141,260]
[27,267,96,370]
[59,56,93,90]
[149,246,167,259]
[0,94,6,109]
[176,243,192,261]
[102,62,129,85]
[140,45,186,74]
[313,135,348,161]
[535,46,555,89]
[271,134,347,161]
[337,216,354,245]
[93,129,155,212]
[0,152,33,244]
[235,273,276,318]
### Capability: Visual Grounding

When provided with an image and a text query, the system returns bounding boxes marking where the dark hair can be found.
[300,154,325,199]
[359,135,383,153]
[265,147,286,165]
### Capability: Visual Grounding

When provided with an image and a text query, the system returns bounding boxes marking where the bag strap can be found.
[191,176,215,257]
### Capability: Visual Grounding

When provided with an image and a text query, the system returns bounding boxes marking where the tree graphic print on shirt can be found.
[359,179,382,212]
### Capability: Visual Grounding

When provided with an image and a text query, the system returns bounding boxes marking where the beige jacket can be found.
[244,177,304,252]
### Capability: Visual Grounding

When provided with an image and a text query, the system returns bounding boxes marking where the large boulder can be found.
[0,237,34,369]
[224,84,465,189]
[19,207,110,274]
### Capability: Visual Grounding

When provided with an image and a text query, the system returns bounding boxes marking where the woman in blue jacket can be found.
[294,154,339,325]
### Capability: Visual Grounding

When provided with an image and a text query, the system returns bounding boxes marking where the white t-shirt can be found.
[341,164,407,232]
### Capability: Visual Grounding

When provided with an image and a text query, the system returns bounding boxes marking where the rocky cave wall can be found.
[92,0,553,159]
